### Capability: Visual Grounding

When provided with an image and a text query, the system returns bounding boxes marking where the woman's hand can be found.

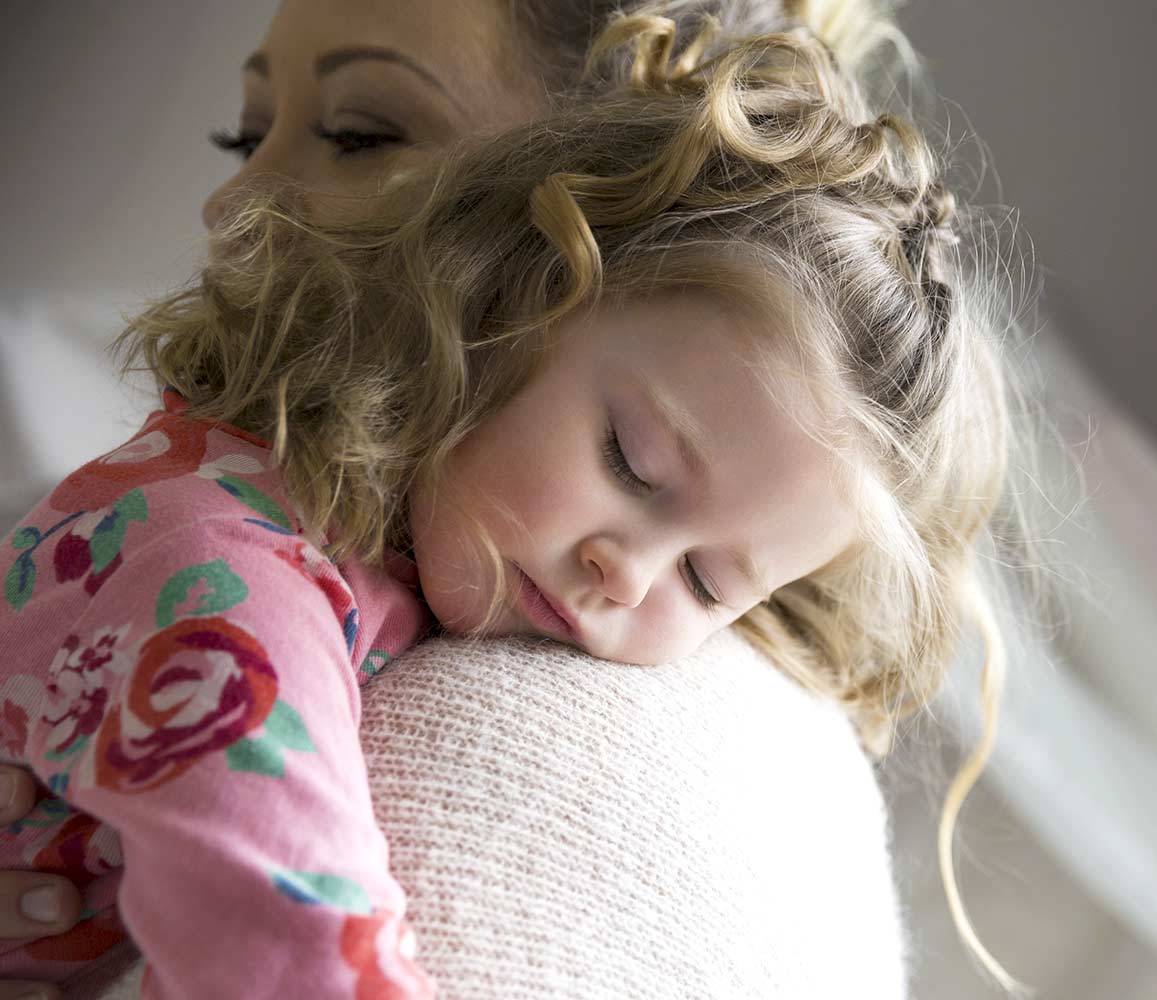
[0,765,83,1000]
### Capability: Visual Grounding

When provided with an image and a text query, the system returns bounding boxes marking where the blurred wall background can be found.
[1,2,1155,998]
[903,1,1157,439]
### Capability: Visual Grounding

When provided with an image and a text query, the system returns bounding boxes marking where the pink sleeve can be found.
[25,519,434,999]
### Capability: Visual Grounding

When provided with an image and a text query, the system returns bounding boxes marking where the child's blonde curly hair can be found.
[120,6,1043,992]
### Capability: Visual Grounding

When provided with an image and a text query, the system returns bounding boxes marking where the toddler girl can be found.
[1,10,1031,997]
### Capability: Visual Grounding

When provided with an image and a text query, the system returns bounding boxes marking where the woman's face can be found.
[409,295,860,666]
[202,0,544,228]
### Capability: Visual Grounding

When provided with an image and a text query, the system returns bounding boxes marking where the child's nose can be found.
[579,535,657,609]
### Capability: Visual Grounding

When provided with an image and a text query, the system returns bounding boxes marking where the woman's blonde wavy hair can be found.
[118,5,1040,994]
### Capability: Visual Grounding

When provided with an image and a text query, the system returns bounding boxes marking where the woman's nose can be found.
[579,535,658,609]
[201,129,298,230]
[201,176,233,230]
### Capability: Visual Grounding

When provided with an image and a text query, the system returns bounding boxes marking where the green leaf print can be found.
[216,475,292,530]
[226,734,285,778]
[270,868,372,915]
[89,488,149,573]
[155,559,249,628]
[11,527,39,551]
[4,553,36,612]
[265,698,315,753]
[44,735,90,764]
[359,649,391,681]
[224,700,315,778]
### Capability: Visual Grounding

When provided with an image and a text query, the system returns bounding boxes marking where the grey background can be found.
[900,1,1157,437]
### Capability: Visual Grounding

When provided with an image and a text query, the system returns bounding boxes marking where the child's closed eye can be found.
[602,424,720,611]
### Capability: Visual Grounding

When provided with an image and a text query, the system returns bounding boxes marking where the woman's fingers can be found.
[0,766,81,1000]
[0,981,64,1000]
[0,873,82,939]
[0,767,39,826]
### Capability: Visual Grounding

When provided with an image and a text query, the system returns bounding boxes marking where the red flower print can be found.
[94,617,278,793]
[340,908,434,1000]
[53,509,127,597]
[31,813,121,887]
[275,542,359,652]
[0,699,29,758]
[49,413,209,512]
[42,626,131,761]
[24,907,128,962]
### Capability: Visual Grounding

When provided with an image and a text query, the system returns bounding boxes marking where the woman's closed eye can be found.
[210,128,264,160]
[209,122,406,161]
[602,424,720,611]
[309,122,406,157]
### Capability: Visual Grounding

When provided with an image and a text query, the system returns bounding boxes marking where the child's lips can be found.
[511,563,582,643]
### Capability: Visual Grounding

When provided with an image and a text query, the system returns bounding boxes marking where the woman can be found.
[0,2,909,997]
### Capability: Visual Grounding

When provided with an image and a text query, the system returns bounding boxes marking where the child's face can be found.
[409,294,859,665]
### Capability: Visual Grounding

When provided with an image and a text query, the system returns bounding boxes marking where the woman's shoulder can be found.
[360,628,909,999]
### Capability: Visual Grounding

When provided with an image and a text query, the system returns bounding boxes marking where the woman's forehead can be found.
[262,0,539,119]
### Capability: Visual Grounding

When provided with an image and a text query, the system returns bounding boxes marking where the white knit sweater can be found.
[94,627,908,998]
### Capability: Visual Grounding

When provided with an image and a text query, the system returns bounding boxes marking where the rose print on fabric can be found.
[41,625,132,765]
[224,697,316,778]
[49,418,209,512]
[27,812,123,887]
[275,542,359,652]
[4,490,148,613]
[24,908,129,963]
[0,699,28,758]
[271,868,372,914]
[2,811,125,960]
[340,907,433,1000]
[358,649,392,687]
[93,617,278,794]
[269,869,433,998]
[15,816,125,965]
[194,452,296,532]
[53,490,149,596]
[154,559,248,628]
[5,513,82,613]
[0,676,42,759]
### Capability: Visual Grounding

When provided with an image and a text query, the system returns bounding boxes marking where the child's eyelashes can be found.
[681,555,721,611]
[602,424,720,611]
[602,424,651,496]
[209,123,406,161]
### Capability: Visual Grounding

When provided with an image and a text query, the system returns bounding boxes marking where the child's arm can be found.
[25,519,433,1000]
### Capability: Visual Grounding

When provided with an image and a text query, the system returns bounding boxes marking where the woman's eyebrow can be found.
[241,47,466,116]
[314,46,466,114]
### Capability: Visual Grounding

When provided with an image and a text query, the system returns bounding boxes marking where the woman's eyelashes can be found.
[209,122,406,160]
[210,128,263,160]
[602,424,720,610]
[310,122,406,156]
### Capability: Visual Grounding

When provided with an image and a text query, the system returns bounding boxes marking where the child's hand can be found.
[0,765,81,1000]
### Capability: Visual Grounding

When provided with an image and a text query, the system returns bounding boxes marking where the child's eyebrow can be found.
[635,376,711,477]
[725,545,772,601]
[633,376,771,599]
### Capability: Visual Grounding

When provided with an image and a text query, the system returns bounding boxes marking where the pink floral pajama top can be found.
[0,390,436,998]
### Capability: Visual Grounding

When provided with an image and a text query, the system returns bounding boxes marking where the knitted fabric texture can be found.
[95,626,908,999]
